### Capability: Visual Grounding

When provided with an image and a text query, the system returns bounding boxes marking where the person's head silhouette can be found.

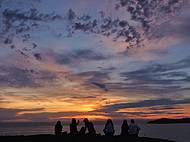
[131,119,135,124]
[106,119,113,126]
[72,118,77,124]
[107,119,112,123]
[123,119,128,125]
[83,118,89,124]
[56,120,61,125]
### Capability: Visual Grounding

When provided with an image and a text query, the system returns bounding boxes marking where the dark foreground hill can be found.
[0,135,175,142]
[148,118,190,124]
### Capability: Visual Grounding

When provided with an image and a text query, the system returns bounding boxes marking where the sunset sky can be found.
[0,0,190,122]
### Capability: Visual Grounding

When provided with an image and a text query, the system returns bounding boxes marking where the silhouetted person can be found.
[103,119,115,136]
[83,118,96,135]
[79,127,86,135]
[128,119,140,137]
[70,118,79,135]
[121,120,129,136]
[55,121,62,136]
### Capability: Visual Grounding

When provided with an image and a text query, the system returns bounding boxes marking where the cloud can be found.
[1,0,188,63]
[33,53,42,61]
[117,0,185,32]
[0,108,44,122]
[0,0,190,121]
[78,71,110,81]
[149,7,190,40]
[0,107,108,122]
[0,65,58,87]
[0,65,35,87]
[2,8,63,32]
[1,98,188,121]
[109,56,190,93]
[91,82,108,92]
[116,0,190,61]
[119,111,183,116]
[75,70,111,91]
[97,98,190,113]
[149,106,182,111]
[56,49,108,65]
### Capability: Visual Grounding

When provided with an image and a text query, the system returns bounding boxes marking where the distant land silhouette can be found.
[148,118,190,124]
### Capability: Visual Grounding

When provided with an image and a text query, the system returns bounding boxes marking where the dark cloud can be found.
[150,10,190,39]
[0,108,102,122]
[1,0,187,61]
[2,8,63,32]
[0,108,44,122]
[93,109,183,119]
[119,111,183,116]
[0,66,35,87]
[57,49,108,64]
[112,56,190,93]
[65,56,190,93]
[0,65,57,87]
[125,56,190,74]
[107,83,188,94]
[70,96,97,99]
[91,82,108,92]
[117,0,184,32]
[0,8,63,59]
[1,6,142,59]
[77,71,110,79]
[149,106,182,111]
[33,53,42,61]
[97,98,190,113]
[72,15,140,47]
[76,71,110,91]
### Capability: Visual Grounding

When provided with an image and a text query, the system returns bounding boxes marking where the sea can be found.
[0,122,189,142]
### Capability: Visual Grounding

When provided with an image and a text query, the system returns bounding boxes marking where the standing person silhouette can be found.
[128,119,140,137]
[55,121,63,136]
[103,119,115,136]
[70,118,79,135]
[121,120,129,136]
[83,118,96,135]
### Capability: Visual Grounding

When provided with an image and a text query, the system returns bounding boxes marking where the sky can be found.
[0,0,190,122]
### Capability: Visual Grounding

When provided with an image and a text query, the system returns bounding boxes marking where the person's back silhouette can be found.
[128,119,140,137]
[79,127,86,135]
[55,121,62,136]
[70,118,79,135]
[103,119,115,136]
[83,118,96,135]
[121,120,129,136]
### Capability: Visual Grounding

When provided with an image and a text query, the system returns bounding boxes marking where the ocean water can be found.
[0,122,190,142]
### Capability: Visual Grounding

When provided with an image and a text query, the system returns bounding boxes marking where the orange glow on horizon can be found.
[1,85,190,121]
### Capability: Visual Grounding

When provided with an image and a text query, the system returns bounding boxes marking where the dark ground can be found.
[0,135,175,142]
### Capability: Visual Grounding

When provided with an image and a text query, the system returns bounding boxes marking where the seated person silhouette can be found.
[83,118,96,135]
[55,121,63,136]
[128,119,140,137]
[103,119,115,136]
[121,120,129,136]
[70,118,79,135]
[79,127,86,135]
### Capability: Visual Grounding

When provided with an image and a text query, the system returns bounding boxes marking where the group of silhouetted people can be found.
[55,118,140,137]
